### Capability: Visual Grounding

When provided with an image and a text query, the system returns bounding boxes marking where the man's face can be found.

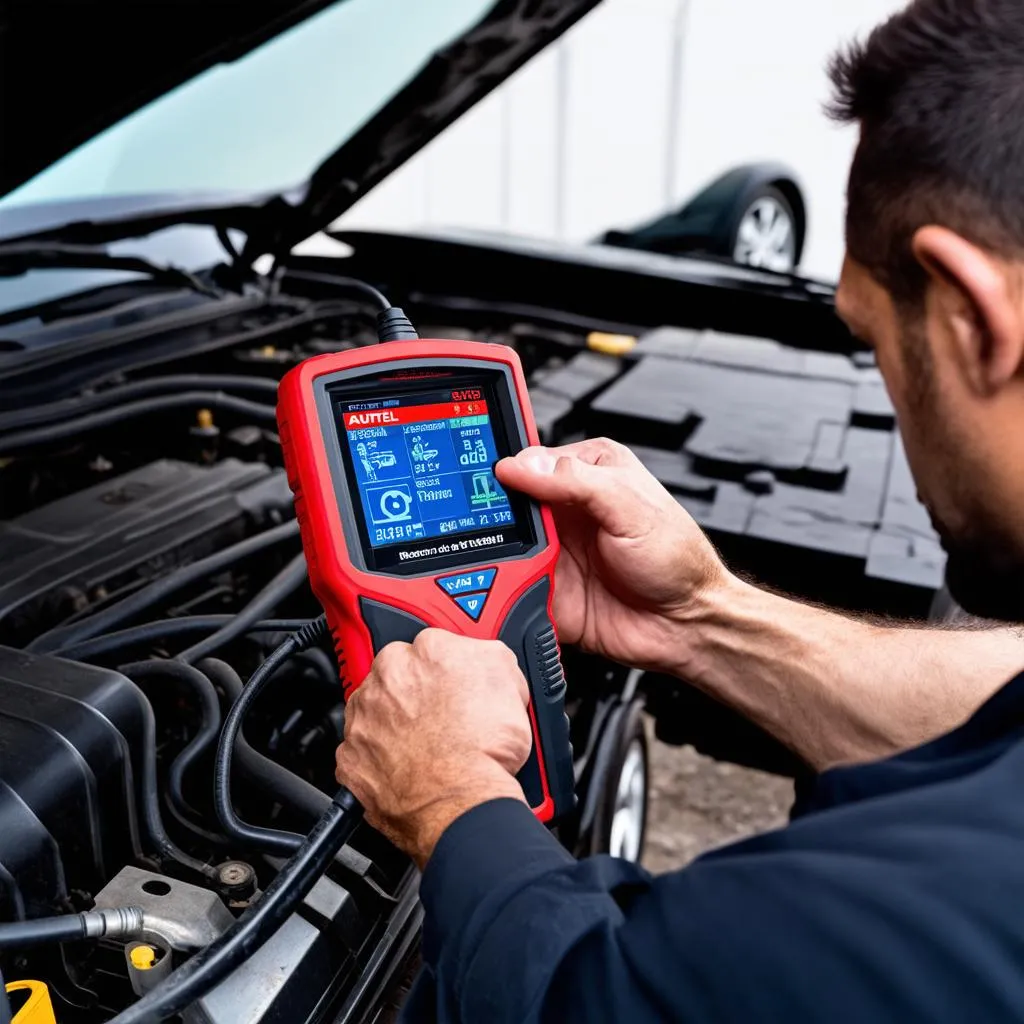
[836,257,1024,620]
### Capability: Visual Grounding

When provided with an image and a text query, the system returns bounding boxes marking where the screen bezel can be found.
[312,356,546,578]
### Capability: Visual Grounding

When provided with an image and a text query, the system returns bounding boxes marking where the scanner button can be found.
[436,568,497,596]
[454,593,488,621]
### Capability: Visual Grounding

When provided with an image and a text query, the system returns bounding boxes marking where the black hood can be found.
[0,0,600,257]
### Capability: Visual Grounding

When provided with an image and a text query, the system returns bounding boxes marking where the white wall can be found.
[337,0,908,281]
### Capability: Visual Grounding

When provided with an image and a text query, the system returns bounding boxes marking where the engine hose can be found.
[0,391,277,455]
[199,658,333,824]
[121,666,218,882]
[124,661,223,841]
[54,617,310,663]
[212,620,329,856]
[0,907,145,952]
[28,519,300,654]
[108,788,362,1024]
[176,553,308,664]
[0,374,279,433]
[200,658,380,889]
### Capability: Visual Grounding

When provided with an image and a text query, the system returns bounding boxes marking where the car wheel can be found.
[590,701,649,863]
[731,186,798,273]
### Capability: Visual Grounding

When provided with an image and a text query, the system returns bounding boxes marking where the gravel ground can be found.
[642,731,795,874]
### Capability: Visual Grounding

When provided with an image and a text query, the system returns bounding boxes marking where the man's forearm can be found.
[673,574,1024,769]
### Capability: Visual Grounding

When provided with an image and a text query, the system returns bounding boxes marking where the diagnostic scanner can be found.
[277,340,574,823]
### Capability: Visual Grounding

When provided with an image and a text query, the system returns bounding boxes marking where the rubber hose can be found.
[107,789,362,1023]
[55,617,310,663]
[125,661,222,836]
[198,658,377,888]
[29,519,300,654]
[0,391,277,455]
[176,553,307,664]
[199,658,332,823]
[212,633,316,856]
[0,907,145,951]
[0,374,279,433]
[122,664,218,882]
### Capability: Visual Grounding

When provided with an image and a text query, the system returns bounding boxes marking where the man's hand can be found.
[496,439,725,674]
[335,629,533,868]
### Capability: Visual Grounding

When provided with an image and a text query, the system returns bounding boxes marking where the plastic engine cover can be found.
[0,647,147,921]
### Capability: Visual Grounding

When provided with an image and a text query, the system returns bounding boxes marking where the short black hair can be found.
[828,0,1024,303]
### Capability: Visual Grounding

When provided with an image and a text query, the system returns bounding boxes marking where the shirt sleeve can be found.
[415,791,1024,1024]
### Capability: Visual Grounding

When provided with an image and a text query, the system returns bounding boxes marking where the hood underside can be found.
[0,0,600,255]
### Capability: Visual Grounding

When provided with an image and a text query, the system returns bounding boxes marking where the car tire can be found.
[589,701,649,863]
[730,185,799,273]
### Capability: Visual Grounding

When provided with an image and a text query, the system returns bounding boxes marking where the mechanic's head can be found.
[831,0,1024,621]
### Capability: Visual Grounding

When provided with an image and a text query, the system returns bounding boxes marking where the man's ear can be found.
[912,226,1024,394]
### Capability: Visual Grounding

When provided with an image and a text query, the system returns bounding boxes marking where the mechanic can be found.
[336,2,1024,1020]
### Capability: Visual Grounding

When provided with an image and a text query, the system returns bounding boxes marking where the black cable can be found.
[176,553,307,665]
[201,658,379,888]
[277,268,419,341]
[125,661,223,838]
[0,374,279,433]
[280,269,391,312]
[0,391,277,455]
[121,664,218,882]
[107,788,362,1024]
[29,519,300,654]
[54,617,310,663]
[0,907,145,952]
[200,658,333,824]
[0,965,9,1024]
[213,620,328,857]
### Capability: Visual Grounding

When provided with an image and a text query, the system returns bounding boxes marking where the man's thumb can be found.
[497,449,627,530]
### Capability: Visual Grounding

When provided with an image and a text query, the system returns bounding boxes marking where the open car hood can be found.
[0,0,600,257]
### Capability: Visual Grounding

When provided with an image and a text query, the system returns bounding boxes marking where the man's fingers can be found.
[497,441,649,537]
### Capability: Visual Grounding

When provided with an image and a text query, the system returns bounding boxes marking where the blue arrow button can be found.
[454,593,488,621]
[436,568,497,596]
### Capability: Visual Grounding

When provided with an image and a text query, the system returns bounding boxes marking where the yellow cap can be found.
[129,945,158,970]
[260,345,277,357]
[196,408,215,430]
[586,331,637,356]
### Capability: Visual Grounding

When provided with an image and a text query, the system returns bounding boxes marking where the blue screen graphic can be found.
[342,395,515,549]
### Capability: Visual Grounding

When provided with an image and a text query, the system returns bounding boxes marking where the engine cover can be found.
[0,458,292,646]
[0,646,147,920]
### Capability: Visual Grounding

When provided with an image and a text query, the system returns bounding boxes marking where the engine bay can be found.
[0,265,654,1022]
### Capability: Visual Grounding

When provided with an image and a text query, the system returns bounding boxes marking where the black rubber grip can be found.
[359,587,575,822]
[497,579,575,820]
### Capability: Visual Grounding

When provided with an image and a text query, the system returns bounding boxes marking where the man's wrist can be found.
[659,568,751,681]
[401,757,527,870]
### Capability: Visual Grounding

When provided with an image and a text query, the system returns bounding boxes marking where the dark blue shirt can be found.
[405,671,1024,1022]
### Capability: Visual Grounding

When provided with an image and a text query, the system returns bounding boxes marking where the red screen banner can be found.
[343,400,488,430]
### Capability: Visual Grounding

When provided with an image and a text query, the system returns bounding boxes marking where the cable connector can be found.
[375,307,419,343]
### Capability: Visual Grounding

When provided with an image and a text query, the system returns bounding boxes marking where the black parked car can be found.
[600,163,808,273]
[0,1,943,1021]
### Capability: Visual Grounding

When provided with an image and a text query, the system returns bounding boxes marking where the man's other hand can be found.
[496,439,726,675]
[335,629,533,867]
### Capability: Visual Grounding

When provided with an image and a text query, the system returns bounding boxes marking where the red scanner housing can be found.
[277,340,574,823]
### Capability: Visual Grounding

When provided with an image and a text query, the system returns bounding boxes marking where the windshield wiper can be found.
[0,241,222,299]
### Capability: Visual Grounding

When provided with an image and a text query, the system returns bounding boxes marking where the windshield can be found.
[0,0,491,209]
